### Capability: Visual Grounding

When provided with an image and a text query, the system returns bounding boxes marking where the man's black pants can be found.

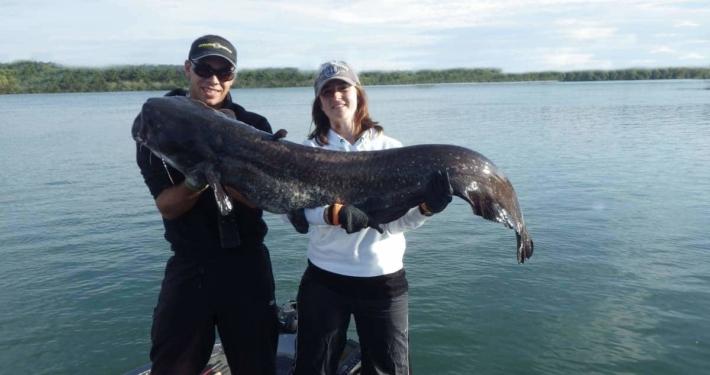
[149,246,278,375]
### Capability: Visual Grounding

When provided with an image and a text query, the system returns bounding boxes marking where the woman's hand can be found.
[328,204,384,234]
[419,170,453,216]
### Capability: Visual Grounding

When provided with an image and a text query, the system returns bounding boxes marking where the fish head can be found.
[132,96,221,173]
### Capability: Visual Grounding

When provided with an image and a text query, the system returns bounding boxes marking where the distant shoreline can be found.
[1,61,709,95]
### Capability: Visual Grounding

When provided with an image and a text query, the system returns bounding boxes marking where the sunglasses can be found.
[190,60,235,81]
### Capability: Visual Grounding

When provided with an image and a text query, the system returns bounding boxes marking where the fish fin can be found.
[272,129,288,141]
[204,167,233,216]
[287,208,309,234]
[463,189,514,229]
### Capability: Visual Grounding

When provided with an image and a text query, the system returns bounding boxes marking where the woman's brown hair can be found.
[308,85,383,146]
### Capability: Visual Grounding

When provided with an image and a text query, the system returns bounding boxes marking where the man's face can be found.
[184,56,235,108]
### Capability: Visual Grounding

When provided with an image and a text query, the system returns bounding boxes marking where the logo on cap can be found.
[319,61,350,80]
[198,42,233,54]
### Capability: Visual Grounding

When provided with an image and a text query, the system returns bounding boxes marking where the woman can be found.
[294,61,453,375]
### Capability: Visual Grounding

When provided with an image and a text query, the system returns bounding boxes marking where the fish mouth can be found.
[131,112,149,144]
[131,120,164,162]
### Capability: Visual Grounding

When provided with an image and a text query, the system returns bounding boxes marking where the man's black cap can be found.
[188,35,237,68]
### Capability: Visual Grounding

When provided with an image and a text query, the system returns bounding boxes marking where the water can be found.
[1,81,708,374]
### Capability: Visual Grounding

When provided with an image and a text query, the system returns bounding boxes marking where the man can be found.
[135,34,278,375]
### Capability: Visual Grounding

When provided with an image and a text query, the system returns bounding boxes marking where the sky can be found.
[1,0,708,73]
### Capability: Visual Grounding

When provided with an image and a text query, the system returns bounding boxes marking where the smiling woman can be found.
[293,61,458,375]
[317,81,359,142]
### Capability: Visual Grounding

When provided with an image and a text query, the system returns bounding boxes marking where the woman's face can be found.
[318,80,358,125]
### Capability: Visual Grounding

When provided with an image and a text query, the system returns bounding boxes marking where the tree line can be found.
[1,61,709,94]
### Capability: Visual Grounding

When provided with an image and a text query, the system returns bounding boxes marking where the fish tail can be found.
[458,186,534,264]
[516,228,534,264]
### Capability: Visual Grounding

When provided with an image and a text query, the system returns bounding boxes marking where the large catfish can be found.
[132,96,533,263]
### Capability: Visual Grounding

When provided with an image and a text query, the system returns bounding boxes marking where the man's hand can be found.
[419,170,453,216]
[330,204,384,234]
[224,186,257,209]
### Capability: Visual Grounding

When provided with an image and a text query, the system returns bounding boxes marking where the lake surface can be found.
[1,80,708,374]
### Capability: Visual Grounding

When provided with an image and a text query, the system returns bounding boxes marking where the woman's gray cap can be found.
[314,61,361,96]
[189,35,237,68]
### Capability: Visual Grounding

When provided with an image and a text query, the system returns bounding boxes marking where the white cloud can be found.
[674,20,700,28]
[1,0,709,71]
[554,19,617,41]
[684,39,710,45]
[651,46,676,54]
[542,50,612,71]
[629,58,657,66]
[570,26,617,40]
[276,0,532,29]
[653,33,680,38]
[679,53,705,60]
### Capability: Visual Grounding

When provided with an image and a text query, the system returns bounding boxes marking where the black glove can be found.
[336,205,384,234]
[421,170,453,215]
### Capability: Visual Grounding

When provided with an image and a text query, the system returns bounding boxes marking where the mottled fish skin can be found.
[132,96,533,263]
